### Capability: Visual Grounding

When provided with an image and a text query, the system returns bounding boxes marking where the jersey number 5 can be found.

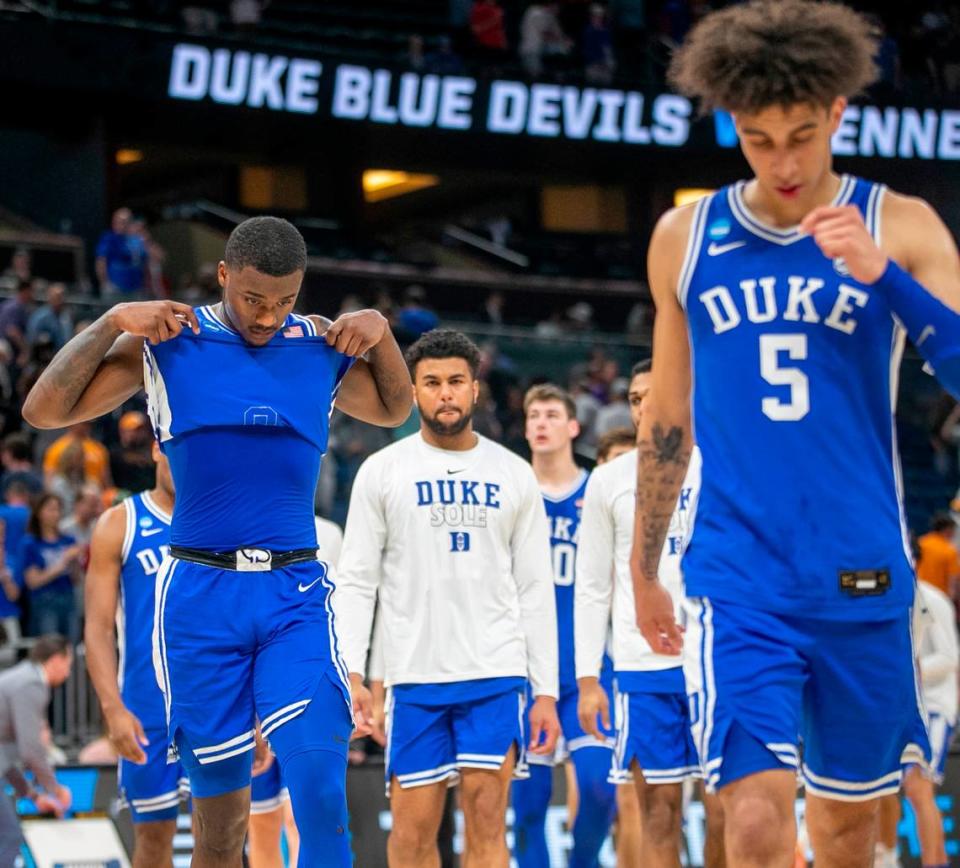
[759,334,809,422]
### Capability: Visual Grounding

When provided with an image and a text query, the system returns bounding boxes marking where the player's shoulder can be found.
[91,499,130,547]
[919,579,953,610]
[652,200,703,248]
[482,435,535,474]
[590,449,637,487]
[879,186,938,222]
[361,433,417,468]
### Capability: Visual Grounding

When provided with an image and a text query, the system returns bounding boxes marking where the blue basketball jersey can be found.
[143,306,352,550]
[543,470,610,691]
[680,175,913,620]
[119,492,171,727]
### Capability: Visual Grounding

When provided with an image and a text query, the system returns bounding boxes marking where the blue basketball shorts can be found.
[609,680,700,786]
[250,759,288,815]
[924,711,955,785]
[118,725,190,823]
[152,556,353,796]
[385,685,527,793]
[683,597,930,800]
[526,679,615,768]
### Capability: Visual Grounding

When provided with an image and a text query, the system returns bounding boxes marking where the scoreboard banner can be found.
[3,18,960,163]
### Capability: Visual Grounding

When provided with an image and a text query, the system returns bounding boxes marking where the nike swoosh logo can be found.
[298,577,322,592]
[918,325,936,347]
[141,528,164,537]
[446,468,465,475]
[707,241,747,256]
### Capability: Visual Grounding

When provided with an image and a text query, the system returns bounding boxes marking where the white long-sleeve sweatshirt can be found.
[334,432,559,698]
[915,580,959,722]
[575,447,701,678]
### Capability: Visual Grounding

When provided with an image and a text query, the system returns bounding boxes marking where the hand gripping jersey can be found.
[143,307,351,550]
[118,492,171,728]
[681,176,913,619]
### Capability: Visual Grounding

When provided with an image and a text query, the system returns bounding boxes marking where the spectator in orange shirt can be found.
[917,512,960,598]
[42,423,112,491]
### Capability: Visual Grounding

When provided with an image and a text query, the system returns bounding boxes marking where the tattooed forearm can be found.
[22,313,122,426]
[633,423,692,581]
[366,331,413,423]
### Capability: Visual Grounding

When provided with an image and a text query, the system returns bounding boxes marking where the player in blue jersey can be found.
[84,442,194,865]
[511,383,616,868]
[632,2,960,866]
[25,216,412,867]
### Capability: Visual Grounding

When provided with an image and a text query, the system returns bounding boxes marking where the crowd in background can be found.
[437,1,960,96]
[0,221,648,669]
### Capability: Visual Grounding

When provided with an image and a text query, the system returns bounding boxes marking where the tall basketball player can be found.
[511,383,616,868]
[577,361,724,868]
[25,216,411,867]
[85,443,190,866]
[632,3,960,866]
[336,329,560,868]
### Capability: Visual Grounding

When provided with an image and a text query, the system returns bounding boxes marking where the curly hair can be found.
[668,0,879,114]
[405,329,481,377]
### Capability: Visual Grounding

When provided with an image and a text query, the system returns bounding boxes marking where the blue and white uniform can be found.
[334,433,558,793]
[528,470,613,763]
[512,470,617,868]
[576,448,701,785]
[914,581,959,784]
[115,491,190,823]
[679,176,929,798]
[145,306,354,798]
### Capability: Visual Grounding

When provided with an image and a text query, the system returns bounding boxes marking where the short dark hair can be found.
[930,512,955,533]
[405,329,481,378]
[669,0,879,114]
[631,359,651,378]
[29,634,70,663]
[597,427,636,463]
[224,217,307,277]
[27,492,62,538]
[2,433,31,463]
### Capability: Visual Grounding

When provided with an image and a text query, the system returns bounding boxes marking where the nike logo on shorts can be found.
[707,241,747,256]
[298,577,323,592]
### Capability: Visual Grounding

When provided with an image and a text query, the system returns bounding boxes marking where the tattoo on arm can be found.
[364,334,411,416]
[635,423,691,580]
[27,314,122,418]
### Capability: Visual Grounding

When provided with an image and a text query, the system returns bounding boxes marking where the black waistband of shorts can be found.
[169,546,319,571]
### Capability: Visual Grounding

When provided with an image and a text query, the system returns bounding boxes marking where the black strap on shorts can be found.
[170,545,319,572]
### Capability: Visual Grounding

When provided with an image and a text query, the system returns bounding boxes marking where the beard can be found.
[422,404,473,437]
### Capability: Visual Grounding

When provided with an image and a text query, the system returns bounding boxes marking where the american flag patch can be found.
[283,325,304,338]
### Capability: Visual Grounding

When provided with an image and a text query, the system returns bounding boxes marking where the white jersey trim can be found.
[677,194,711,309]
[140,491,172,525]
[729,174,854,246]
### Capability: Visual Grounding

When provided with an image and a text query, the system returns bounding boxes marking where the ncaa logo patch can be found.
[833,257,850,277]
[708,219,731,240]
[139,517,153,528]
[449,532,471,553]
